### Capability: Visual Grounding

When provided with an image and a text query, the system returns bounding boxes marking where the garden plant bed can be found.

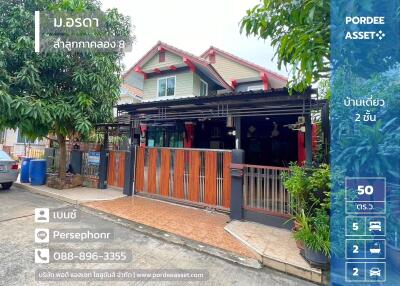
[46,173,83,190]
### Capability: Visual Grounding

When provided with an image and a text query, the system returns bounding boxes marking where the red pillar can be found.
[184,122,195,148]
[139,124,147,147]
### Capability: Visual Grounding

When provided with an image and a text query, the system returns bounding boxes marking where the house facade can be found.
[82,41,327,230]
[120,41,309,166]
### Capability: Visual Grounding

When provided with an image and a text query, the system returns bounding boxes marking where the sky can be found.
[101,0,288,76]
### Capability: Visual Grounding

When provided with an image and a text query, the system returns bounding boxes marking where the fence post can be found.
[230,149,245,220]
[123,145,136,196]
[98,131,109,189]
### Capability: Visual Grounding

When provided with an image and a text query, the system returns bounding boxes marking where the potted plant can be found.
[291,208,308,251]
[308,164,331,210]
[294,208,330,268]
[282,164,310,230]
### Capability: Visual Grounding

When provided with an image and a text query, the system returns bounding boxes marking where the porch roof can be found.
[117,88,324,122]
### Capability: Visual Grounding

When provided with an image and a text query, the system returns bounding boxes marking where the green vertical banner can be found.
[331,1,400,285]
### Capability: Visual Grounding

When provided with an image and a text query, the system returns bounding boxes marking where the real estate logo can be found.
[344,16,386,41]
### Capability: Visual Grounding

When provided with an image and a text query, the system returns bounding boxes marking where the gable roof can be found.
[200,46,287,83]
[124,41,232,90]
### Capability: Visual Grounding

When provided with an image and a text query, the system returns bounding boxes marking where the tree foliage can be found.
[241,0,330,91]
[0,0,133,178]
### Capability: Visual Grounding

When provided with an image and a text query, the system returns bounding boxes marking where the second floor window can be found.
[200,79,208,96]
[158,76,176,97]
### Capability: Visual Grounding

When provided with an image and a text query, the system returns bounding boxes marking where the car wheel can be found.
[1,182,13,190]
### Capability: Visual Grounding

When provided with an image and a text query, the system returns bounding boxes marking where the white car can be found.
[0,150,19,190]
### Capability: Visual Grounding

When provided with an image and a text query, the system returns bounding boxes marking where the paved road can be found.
[0,186,316,286]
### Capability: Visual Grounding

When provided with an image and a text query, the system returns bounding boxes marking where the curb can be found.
[14,182,79,205]
[225,223,324,284]
[14,182,262,269]
[78,204,262,269]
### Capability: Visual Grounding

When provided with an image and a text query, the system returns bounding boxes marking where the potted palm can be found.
[283,164,330,240]
[294,208,330,268]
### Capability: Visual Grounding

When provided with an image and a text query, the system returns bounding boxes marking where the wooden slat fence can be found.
[107,150,126,189]
[134,146,231,211]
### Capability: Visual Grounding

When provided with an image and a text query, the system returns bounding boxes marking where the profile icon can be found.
[34,208,49,223]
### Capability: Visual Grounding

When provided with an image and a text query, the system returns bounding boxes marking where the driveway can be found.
[0,186,316,286]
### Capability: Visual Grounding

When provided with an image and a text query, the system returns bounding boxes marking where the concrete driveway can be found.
[0,186,317,286]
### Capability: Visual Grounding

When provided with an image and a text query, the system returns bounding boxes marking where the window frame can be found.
[199,79,208,97]
[247,85,265,91]
[157,76,176,97]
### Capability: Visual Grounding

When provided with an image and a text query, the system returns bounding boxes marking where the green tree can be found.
[0,0,133,180]
[241,0,330,91]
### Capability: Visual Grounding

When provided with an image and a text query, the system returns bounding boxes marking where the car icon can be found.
[369,267,381,277]
[369,221,382,232]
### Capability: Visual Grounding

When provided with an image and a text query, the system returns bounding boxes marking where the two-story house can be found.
[121,41,303,165]
[114,41,325,223]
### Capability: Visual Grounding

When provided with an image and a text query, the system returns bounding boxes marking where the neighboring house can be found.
[0,129,47,159]
[119,84,143,105]
[0,84,139,159]
[122,41,286,103]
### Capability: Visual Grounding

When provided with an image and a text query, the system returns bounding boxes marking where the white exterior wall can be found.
[0,128,47,158]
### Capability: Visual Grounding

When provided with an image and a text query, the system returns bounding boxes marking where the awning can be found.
[117,88,325,123]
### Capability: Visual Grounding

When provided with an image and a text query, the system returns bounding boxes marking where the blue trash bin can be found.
[29,159,47,186]
[20,158,33,183]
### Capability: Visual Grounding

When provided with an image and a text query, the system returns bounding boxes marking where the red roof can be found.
[200,46,287,82]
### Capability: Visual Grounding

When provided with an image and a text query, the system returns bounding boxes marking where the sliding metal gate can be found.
[134,146,232,211]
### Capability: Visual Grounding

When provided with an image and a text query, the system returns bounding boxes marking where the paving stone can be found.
[84,196,256,259]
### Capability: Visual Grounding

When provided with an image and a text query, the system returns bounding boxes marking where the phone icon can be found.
[34,249,49,264]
